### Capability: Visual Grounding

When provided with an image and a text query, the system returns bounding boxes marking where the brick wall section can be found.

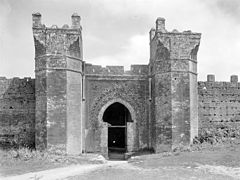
[198,75,240,128]
[0,77,35,147]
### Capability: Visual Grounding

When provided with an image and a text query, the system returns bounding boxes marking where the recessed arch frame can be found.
[97,98,136,155]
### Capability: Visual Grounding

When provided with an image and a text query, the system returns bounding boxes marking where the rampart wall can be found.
[198,75,240,128]
[0,77,35,147]
[1,69,240,148]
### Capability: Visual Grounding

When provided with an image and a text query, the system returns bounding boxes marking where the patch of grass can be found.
[190,125,240,153]
[194,125,240,144]
[0,148,56,176]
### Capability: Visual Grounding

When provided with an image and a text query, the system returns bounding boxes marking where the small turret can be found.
[32,12,42,28]
[231,75,238,83]
[71,13,81,29]
[207,74,215,82]
[156,17,166,32]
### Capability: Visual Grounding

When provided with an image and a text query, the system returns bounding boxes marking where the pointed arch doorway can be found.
[102,102,132,159]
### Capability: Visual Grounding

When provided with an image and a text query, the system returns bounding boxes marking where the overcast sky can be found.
[0,0,240,81]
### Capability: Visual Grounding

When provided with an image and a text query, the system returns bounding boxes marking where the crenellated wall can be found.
[198,75,240,128]
[85,64,149,76]
[2,73,240,150]
[0,77,35,147]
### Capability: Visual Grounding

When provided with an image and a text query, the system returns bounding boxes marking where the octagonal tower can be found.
[149,18,201,152]
[33,13,84,154]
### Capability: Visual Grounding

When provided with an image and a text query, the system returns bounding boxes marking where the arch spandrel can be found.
[89,84,140,129]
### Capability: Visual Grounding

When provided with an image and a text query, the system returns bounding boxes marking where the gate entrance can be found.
[103,102,131,159]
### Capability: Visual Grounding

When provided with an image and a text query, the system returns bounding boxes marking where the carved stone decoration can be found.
[190,44,200,60]
[90,85,138,128]
[33,29,46,47]
[155,40,170,61]
[33,28,81,57]
[46,32,66,54]
[66,34,81,58]
[89,84,141,152]
[66,34,80,48]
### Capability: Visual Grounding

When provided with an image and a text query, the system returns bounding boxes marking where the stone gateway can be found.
[0,13,239,158]
[32,13,201,156]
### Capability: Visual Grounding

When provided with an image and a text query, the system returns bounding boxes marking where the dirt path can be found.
[66,161,240,180]
[2,159,240,180]
[0,161,127,180]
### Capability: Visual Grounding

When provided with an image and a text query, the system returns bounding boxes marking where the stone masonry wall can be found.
[84,65,149,153]
[0,77,35,147]
[198,75,240,129]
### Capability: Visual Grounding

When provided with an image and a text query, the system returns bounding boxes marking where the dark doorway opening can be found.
[103,102,132,159]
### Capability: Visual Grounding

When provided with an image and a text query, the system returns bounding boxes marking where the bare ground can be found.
[1,143,240,179]
[68,143,240,180]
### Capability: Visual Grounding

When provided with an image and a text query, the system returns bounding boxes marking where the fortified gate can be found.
[0,13,202,158]
[2,12,240,159]
[32,13,201,157]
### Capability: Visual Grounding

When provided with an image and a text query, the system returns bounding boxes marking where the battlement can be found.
[199,75,240,89]
[32,12,81,29]
[149,17,201,42]
[85,64,148,76]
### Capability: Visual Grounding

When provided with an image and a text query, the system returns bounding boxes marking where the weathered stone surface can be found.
[66,69,83,154]
[8,15,240,156]
[198,75,240,129]
[0,78,35,147]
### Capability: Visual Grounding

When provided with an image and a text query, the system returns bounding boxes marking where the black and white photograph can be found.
[0,0,240,179]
